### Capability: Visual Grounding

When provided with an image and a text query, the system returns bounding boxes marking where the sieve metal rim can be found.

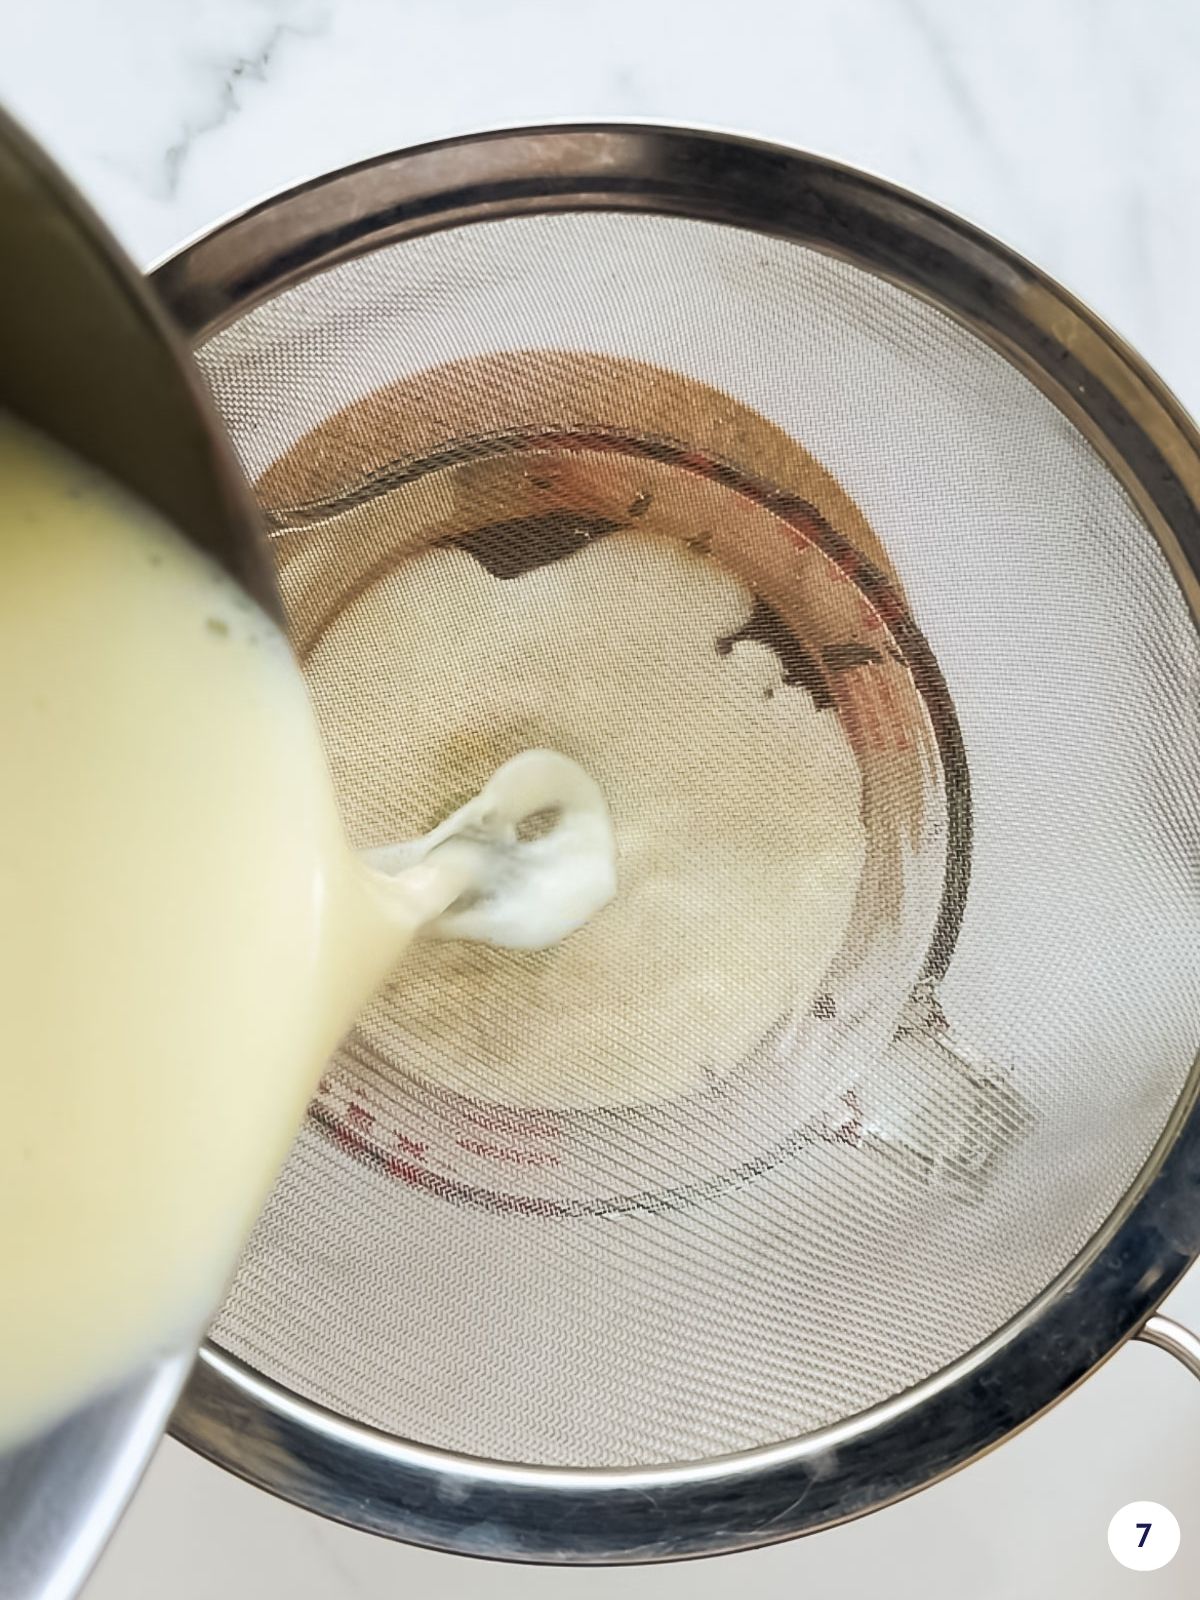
[153,123,1200,1561]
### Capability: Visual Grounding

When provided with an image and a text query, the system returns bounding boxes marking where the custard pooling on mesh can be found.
[305,532,866,1110]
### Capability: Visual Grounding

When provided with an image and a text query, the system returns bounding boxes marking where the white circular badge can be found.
[1108,1502,1180,1571]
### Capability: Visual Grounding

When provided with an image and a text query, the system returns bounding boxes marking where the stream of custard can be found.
[0,412,615,1450]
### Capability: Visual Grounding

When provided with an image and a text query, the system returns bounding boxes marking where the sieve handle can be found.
[1136,1314,1200,1381]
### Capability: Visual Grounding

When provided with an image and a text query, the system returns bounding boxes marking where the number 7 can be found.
[1137,1522,1152,1548]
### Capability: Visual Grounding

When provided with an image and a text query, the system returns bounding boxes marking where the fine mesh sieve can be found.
[154,126,1200,1561]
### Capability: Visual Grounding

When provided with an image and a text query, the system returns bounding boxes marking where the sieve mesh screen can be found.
[194,212,1199,1468]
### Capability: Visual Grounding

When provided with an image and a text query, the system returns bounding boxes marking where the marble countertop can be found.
[3,1,1199,1596]
[8,0,1200,413]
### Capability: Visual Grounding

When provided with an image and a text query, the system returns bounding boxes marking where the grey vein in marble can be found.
[896,0,1040,219]
[156,3,331,201]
